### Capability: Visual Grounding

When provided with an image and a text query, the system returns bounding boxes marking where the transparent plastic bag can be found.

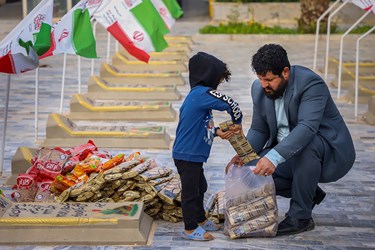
[224,164,278,238]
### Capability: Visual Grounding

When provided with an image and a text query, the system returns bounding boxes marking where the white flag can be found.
[351,0,375,13]
[0,0,54,74]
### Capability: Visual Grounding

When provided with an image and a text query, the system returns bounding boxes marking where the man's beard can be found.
[264,79,287,100]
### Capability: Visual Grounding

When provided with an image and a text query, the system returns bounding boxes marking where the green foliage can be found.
[199,21,302,34]
[345,25,375,34]
[297,20,338,34]
[199,21,374,35]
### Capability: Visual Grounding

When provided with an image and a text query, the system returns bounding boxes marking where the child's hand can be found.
[216,128,233,139]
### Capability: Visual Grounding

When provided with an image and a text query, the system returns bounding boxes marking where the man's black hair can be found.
[251,44,290,76]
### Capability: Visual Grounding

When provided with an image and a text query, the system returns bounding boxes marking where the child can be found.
[173,52,243,241]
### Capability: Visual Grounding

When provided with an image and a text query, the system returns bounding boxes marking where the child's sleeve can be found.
[203,89,243,124]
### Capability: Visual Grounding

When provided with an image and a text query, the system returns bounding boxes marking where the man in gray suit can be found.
[228,44,355,236]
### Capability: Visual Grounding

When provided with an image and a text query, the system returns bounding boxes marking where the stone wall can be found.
[209,2,375,29]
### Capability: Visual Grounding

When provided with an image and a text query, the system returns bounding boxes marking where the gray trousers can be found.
[255,135,326,219]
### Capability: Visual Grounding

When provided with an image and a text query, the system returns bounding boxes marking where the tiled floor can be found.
[0,17,374,250]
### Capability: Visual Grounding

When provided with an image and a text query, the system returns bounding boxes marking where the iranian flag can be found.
[41,0,97,59]
[0,0,53,74]
[150,0,183,30]
[94,0,169,63]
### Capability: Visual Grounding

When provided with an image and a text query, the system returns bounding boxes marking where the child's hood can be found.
[188,52,226,89]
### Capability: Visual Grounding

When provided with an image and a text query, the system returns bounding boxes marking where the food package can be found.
[219,120,259,164]
[227,210,278,239]
[103,160,140,175]
[136,166,173,182]
[28,147,69,181]
[121,159,151,179]
[34,179,53,202]
[68,140,97,161]
[148,175,173,186]
[227,196,275,227]
[101,154,125,171]
[157,174,181,205]
[11,173,38,202]
[205,190,226,221]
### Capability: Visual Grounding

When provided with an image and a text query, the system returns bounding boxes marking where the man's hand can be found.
[225,154,243,174]
[216,128,233,140]
[252,157,275,176]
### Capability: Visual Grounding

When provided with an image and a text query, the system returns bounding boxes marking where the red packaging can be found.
[34,179,53,202]
[39,159,64,180]
[11,173,38,202]
[68,140,97,161]
[62,155,81,175]
[27,147,69,180]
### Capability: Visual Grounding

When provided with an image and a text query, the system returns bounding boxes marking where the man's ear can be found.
[282,67,290,80]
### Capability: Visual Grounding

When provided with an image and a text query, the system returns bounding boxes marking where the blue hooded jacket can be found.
[172,52,243,163]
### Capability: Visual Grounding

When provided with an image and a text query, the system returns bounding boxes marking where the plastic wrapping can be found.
[224,164,278,238]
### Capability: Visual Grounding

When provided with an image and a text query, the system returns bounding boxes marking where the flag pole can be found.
[91,20,98,76]
[78,56,81,93]
[60,53,67,114]
[0,75,11,175]
[106,32,111,63]
[337,9,372,99]
[35,68,39,142]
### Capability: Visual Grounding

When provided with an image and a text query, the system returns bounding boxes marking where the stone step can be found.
[330,73,375,90]
[112,52,187,72]
[165,35,195,46]
[334,64,375,82]
[344,82,375,104]
[42,113,172,149]
[364,95,375,125]
[324,57,375,75]
[5,147,37,185]
[68,94,177,122]
[121,49,189,61]
[100,63,185,86]
[86,76,181,100]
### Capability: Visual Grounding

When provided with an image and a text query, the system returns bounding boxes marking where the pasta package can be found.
[157,174,181,205]
[103,160,140,175]
[219,120,259,164]
[137,166,173,182]
[121,159,152,179]
[228,210,278,239]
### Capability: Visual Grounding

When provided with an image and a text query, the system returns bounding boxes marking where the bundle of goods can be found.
[223,165,278,238]
[11,140,183,223]
[205,190,225,224]
[219,120,259,164]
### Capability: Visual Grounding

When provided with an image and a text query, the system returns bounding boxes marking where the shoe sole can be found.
[277,223,315,236]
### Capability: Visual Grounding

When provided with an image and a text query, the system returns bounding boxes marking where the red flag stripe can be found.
[0,51,16,74]
[107,21,150,63]
[39,31,57,59]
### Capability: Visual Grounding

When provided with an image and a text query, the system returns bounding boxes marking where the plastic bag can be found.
[224,164,278,238]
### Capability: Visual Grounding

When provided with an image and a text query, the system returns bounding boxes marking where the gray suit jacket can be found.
[246,65,355,183]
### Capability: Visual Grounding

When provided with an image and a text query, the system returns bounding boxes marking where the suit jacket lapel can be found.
[265,97,277,146]
[284,66,294,125]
